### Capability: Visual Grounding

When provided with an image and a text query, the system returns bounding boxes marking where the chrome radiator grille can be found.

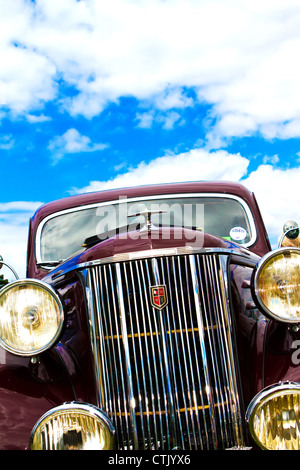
[84,252,245,450]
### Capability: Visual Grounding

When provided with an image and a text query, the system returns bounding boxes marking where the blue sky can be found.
[1,0,300,277]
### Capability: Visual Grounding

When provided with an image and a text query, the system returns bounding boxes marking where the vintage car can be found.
[0,180,300,451]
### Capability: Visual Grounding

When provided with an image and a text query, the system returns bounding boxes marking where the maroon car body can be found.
[0,181,299,450]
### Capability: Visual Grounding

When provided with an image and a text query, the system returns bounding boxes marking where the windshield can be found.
[38,195,256,263]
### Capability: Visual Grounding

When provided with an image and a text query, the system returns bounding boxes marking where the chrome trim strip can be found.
[179,255,208,448]
[84,268,103,408]
[199,255,228,444]
[162,257,184,446]
[169,256,198,448]
[218,255,245,447]
[125,262,146,448]
[141,258,169,448]
[135,259,158,447]
[189,254,218,449]
[246,381,300,422]
[36,192,258,265]
[51,246,256,280]
[151,257,177,448]
[115,263,139,449]
[108,263,130,448]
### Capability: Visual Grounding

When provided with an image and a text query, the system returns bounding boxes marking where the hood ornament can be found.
[128,209,166,231]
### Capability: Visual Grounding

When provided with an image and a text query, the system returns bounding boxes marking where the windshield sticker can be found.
[230,226,247,241]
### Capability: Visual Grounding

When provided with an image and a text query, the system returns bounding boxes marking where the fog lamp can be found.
[246,382,300,450]
[30,403,115,450]
[0,279,64,356]
[253,248,300,323]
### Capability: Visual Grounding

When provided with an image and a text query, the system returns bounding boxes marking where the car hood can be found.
[43,226,256,282]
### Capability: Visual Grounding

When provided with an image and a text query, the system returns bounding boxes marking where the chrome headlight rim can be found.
[30,402,116,450]
[246,381,300,450]
[253,247,300,324]
[0,278,64,356]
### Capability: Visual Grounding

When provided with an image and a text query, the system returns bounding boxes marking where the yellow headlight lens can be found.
[0,279,64,356]
[246,383,300,450]
[254,248,300,323]
[30,403,115,450]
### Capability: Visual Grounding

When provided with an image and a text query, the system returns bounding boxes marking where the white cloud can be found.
[0,134,14,150]
[243,165,300,243]
[0,0,300,142]
[74,147,300,246]
[0,0,57,114]
[152,88,194,111]
[159,111,182,130]
[26,114,52,123]
[0,201,42,212]
[135,109,183,130]
[135,110,155,129]
[74,148,250,192]
[262,154,280,165]
[48,128,108,164]
[0,201,43,279]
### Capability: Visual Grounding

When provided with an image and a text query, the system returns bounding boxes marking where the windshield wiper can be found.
[82,234,109,248]
[36,261,63,268]
[82,224,143,249]
[82,224,201,250]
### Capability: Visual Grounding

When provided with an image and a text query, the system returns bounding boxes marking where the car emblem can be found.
[150,285,168,310]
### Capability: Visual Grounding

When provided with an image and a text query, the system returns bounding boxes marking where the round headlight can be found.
[30,402,115,450]
[0,279,64,356]
[246,382,300,450]
[253,248,300,323]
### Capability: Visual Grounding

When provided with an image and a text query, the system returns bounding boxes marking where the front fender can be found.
[0,348,76,450]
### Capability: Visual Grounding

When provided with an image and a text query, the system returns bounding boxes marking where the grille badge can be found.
[150,285,168,310]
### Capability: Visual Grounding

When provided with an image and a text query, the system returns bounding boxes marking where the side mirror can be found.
[278,220,300,247]
[0,255,19,280]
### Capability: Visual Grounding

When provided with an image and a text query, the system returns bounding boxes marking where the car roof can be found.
[31,180,254,224]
